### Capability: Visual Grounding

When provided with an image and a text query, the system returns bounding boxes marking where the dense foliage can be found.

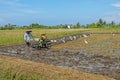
[0,19,120,30]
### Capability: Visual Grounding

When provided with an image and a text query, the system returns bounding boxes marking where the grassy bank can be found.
[0,55,115,80]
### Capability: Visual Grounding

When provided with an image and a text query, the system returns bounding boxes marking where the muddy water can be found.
[90,40,120,55]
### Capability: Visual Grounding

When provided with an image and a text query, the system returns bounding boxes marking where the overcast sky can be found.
[0,0,120,26]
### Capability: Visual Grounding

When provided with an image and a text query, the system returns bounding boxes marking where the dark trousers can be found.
[26,41,31,47]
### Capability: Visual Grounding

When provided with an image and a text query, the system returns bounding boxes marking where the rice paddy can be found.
[0,29,89,46]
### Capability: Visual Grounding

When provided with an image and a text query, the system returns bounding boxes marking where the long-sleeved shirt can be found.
[24,33,34,42]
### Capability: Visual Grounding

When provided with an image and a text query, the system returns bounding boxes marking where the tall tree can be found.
[110,21,115,28]
[77,22,81,28]
[103,21,107,26]
[4,23,15,30]
[96,19,104,27]
[74,22,81,28]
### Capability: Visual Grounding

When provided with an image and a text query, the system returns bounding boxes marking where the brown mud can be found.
[0,33,120,80]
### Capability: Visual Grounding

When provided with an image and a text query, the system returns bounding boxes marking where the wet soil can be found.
[0,33,120,80]
[0,44,120,80]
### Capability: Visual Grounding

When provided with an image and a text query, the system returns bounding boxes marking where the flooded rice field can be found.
[0,33,120,80]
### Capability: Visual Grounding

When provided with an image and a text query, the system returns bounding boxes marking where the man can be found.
[24,30,34,46]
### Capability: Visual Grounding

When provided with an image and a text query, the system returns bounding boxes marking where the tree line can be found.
[0,19,120,30]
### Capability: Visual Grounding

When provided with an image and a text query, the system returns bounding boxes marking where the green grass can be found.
[86,28,120,33]
[0,68,44,80]
[0,29,89,46]
[0,28,120,46]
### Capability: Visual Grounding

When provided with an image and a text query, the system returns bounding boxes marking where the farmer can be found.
[38,33,47,48]
[24,30,34,47]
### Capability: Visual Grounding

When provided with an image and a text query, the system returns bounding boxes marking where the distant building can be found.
[67,25,71,29]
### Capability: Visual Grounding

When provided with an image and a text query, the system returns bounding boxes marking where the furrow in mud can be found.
[0,33,120,80]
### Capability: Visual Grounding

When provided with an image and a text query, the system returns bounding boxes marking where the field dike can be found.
[0,33,120,80]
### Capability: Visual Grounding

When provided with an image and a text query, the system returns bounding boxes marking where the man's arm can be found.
[24,33,27,41]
